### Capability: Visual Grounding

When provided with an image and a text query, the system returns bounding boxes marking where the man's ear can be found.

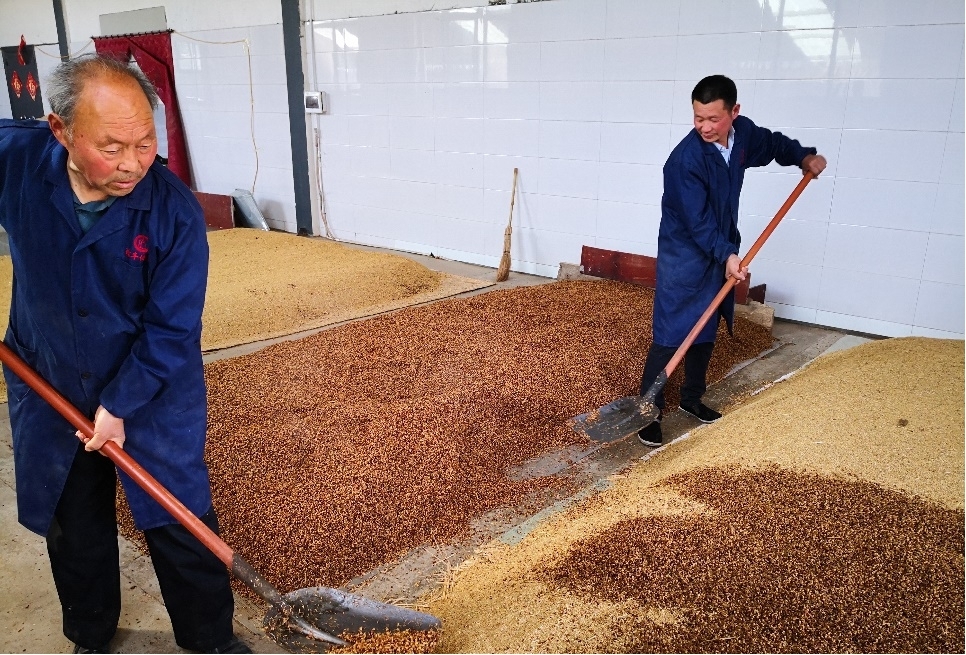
[48,113,71,148]
[731,103,741,119]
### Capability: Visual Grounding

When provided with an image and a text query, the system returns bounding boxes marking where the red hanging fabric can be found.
[93,31,192,188]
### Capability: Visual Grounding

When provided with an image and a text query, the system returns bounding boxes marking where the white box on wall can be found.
[304,91,327,113]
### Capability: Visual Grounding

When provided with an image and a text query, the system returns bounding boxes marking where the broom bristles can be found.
[496,225,512,281]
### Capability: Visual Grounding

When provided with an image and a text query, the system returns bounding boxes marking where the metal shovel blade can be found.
[263,587,442,653]
[570,395,661,443]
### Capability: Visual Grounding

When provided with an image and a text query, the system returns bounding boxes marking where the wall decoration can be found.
[2,35,44,120]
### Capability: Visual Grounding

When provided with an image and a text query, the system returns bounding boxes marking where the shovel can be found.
[0,341,441,651]
[571,171,815,443]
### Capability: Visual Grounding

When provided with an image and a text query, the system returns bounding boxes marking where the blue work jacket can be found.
[0,120,212,534]
[653,115,815,347]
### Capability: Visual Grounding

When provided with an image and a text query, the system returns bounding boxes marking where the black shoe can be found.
[679,402,721,423]
[211,637,253,654]
[637,419,663,447]
[72,645,110,654]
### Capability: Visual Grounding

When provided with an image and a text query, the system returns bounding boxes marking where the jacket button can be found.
[81,372,91,379]
[78,309,89,317]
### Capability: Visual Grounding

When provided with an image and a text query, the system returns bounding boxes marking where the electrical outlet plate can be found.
[304,91,325,114]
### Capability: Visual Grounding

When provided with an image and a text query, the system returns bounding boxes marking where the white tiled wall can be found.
[3,0,963,338]
[308,0,965,338]
[172,25,296,232]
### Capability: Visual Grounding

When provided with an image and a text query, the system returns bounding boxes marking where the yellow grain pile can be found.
[202,229,490,350]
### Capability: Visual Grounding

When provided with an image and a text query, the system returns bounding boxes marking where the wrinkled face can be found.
[693,99,739,147]
[49,73,157,201]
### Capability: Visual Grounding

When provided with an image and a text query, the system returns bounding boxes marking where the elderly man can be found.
[637,74,826,447]
[0,54,249,654]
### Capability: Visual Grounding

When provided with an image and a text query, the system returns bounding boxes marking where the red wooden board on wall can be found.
[193,191,234,230]
[580,245,752,305]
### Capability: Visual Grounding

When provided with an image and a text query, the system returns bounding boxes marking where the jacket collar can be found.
[45,141,155,247]
[699,133,730,170]
[45,143,82,238]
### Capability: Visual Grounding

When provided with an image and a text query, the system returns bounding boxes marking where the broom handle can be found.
[506,167,518,232]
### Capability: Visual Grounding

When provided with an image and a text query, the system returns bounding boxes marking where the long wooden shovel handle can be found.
[0,341,234,563]
[644,171,815,403]
[0,341,287,605]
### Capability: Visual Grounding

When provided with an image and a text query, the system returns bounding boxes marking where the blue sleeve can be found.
[0,122,16,233]
[0,120,54,234]
[741,116,817,169]
[665,159,739,265]
[98,197,209,419]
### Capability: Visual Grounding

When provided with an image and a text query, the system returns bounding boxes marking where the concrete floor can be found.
[0,238,868,653]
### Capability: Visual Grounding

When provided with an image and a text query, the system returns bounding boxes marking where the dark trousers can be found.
[46,446,235,651]
[639,341,715,412]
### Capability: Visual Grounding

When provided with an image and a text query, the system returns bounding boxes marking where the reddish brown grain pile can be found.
[545,465,965,653]
[329,629,439,654]
[121,281,772,596]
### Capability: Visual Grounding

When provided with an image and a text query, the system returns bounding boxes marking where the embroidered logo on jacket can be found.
[125,235,149,262]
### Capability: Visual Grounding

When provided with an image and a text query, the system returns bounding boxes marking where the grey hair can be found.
[47,53,160,137]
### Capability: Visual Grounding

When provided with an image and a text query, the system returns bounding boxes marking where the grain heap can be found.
[169,280,769,596]
[547,465,963,652]
[427,337,965,653]
[201,229,489,350]
[329,629,439,654]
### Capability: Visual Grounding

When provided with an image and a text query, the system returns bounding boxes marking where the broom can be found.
[495,167,519,282]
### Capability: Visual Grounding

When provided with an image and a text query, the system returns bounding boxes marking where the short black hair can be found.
[691,75,738,110]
